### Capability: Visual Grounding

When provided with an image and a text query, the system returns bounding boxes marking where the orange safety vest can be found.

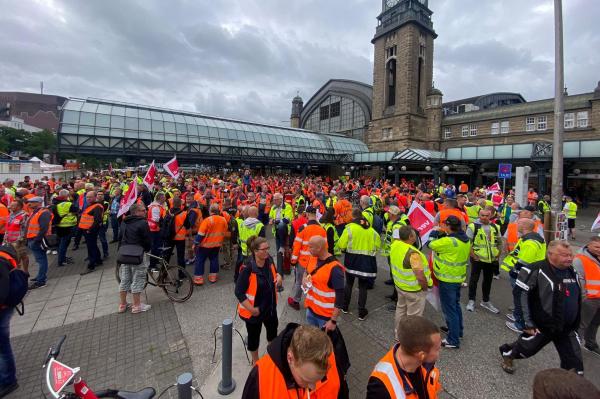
[0,203,8,234]
[256,347,340,399]
[438,208,468,225]
[26,208,53,239]
[147,204,166,232]
[291,222,327,268]
[173,211,188,241]
[575,253,600,299]
[238,263,277,320]
[305,258,345,318]
[459,183,468,193]
[188,208,204,234]
[506,220,544,252]
[370,345,442,399]
[78,203,103,230]
[4,212,26,243]
[198,214,228,248]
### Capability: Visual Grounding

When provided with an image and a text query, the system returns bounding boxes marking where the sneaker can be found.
[505,313,516,322]
[493,275,500,280]
[441,339,459,349]
[480,301,500,314]
[52,250,58,255]
[505,321,523,334]
[46,250,51,255]
[131,303,151,314]
[28,281,46,290]
[341,308,349,314]
[193,276,204,286]
[358,309,369,321]
[118,303,129,313]
[583,344,600,356]
[461,282,468,288]
[501,355,515,374]
[466,300,475,312]
[440,326,449,334]
[287,297,300,311]
[185,257,196,265]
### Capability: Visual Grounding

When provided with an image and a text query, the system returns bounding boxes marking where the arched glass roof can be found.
[59,98,368,157]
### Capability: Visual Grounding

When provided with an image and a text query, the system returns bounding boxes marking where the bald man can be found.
[304,236,346,331]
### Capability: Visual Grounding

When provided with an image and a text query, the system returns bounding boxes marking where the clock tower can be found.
[367,0,441,151]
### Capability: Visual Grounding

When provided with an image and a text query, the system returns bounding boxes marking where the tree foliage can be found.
[0,126,57,158]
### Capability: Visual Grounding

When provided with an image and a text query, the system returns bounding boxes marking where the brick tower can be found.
[367,0,440,151]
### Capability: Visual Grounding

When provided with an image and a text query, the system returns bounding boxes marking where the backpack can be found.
[0,251,28,315]
[159,212,176,241]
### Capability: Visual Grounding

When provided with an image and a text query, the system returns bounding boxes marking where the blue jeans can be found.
[57,229,73,265]
[438,281,463,346]
[28,240,48,284]
[194,247,220,276]
[110,214,120,241]
[98,224,109,257]
[0,307,16,388]
[510,276,525,330]
[306,309,327,329]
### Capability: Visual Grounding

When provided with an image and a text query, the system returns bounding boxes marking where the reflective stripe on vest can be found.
[346,225,378,256]
[390,240,432,292]
[576,254,600,299]
[323,223,341,256]
[304,258,344,318]
[26,209,52,238]
[238,264,277,320]
[174,211,188,240]
[469,223,500,263]
[5,212,25,243]
[199,215,228,248]
[78,203,102,230]
[432,237,469,283]
[239,223,264,256]
[56,201,77,228]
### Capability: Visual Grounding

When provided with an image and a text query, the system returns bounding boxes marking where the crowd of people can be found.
[0,171,598,398]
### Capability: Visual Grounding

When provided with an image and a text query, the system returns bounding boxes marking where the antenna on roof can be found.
[40,81,44,95]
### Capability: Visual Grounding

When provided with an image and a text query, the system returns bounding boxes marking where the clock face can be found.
[386,0,399,9]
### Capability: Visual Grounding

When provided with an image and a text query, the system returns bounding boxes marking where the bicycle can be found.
[115,247,194,303]
[43,335,157,398]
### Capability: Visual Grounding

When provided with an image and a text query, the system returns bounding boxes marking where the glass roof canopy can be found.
[59,98,368,160]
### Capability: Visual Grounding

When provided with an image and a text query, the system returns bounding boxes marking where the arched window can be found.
[387,59,396,107]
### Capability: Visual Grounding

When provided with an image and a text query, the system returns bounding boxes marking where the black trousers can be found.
[245,315,278,352]
[501,330,583,373]
[343,272,369,312]
[164,240,186,268]
[468,260,497,302]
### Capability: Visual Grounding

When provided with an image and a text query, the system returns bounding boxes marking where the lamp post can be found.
[551,0,564,213]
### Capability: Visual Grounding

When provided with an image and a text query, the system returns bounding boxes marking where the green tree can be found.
[25,129,57,158]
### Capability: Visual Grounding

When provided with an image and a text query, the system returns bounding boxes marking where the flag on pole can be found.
[117,177,138,218]
[143,160,157,189]
[486,182,501,195]
[163,156,179,179]
[407,201,436,242]
[592,212,600,232]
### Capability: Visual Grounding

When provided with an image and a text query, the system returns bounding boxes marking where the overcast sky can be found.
[2,0,598,125]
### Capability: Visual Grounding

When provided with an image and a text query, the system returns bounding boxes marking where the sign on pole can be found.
[498,163,512,179]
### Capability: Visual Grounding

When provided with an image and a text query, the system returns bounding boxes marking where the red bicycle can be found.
[43,335,156,399]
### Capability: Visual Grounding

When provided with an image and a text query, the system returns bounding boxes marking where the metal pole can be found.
[502,178,506,195]
[551,0,565,213]
[177,372,193,399]
[218,319,236,395]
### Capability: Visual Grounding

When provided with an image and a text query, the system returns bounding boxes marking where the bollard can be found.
[217,318,236,395]
[177,372,193,399]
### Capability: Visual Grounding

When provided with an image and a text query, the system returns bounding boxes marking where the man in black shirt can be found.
[500,240,583,375]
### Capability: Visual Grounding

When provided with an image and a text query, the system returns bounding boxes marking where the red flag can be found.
[407,201,436,242]
[163,156,179,179]
[143,160,157,189]
[486,182,501,195]
[117,177,138,218]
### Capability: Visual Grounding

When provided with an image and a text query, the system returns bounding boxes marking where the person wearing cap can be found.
[381,206,408,304]
[288,205,326,311]
[25,197,53,289]
[427,215,471,348]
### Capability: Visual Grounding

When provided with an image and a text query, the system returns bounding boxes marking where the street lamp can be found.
[480,167,486,173]
[425,165,432,172]
[401,166,407,171]
[573,168,581,175]
[442,165,450,172]
[350,166,355,171]
[388,165,394,171]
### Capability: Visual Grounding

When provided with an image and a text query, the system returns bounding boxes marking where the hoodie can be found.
[118,215,151,252]
[242,217,266,238]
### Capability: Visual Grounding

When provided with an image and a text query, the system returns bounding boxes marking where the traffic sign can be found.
[498,163,512,179]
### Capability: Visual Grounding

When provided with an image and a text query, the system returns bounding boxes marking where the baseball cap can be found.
[27,196,44,203]
[388,205,401,216]
[305,205,317,214]
[445,215,461,226]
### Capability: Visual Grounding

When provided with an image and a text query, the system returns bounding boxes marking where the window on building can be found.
[577,111,588,128]
[444,127,451,139]
[491,122,499,135]
[382,127,393,140]
[319,105,329,121]
[537,115,547,131]
[330,101,341,118]
[500,121,510,134]
[469,124,478,136]
[386,59,397,107]
[526,117,536,132]
[564,112,574,128]
[461,125,469,137]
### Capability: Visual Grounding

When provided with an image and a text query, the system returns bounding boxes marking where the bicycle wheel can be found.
[115,262,149,290]
[161,266,194,302]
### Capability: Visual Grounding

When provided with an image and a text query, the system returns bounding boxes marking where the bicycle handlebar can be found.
[44,335,66,366]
